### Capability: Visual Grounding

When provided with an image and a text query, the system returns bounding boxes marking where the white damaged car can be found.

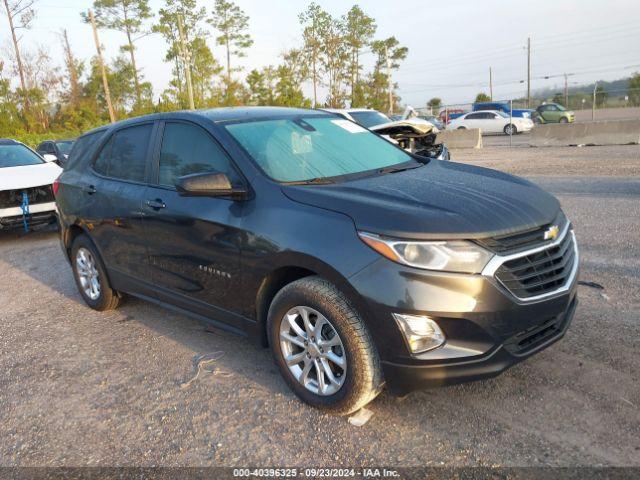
[0,139,61,231]
[320,108,450,160]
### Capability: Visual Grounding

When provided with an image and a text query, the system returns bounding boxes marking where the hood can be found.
[0,162,62,190]
[370,118,439,135]
[282,161,560,240]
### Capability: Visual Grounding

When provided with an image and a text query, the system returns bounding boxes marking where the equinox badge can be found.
[544,225,560,240]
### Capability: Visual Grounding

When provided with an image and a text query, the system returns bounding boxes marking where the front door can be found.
[142,121,247,329]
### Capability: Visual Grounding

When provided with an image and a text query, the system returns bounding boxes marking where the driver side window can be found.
[158,122,239,188]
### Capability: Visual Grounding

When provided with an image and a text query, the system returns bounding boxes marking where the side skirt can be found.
[109,268,261,343]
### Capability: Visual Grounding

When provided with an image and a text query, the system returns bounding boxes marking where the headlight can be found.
[358,232,493,273]
[393,314,445,353]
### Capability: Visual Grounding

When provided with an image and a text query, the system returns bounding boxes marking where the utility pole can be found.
[89,10,115,123]
[489,67,493,101]
[385,45,393,115]
[564,73,569,107]
[592,81,598,121]
[177,14,195,110]
[526,37,531,108]
[61,29,80,106]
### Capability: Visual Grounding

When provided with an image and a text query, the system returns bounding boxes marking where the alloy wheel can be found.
[279,306,347,396]
[76,247,101,300]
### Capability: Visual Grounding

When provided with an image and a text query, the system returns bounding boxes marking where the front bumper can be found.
[0,202,58,230]
[381,296,576,395]
[348,238,579,395]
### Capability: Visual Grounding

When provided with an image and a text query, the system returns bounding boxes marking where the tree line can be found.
[1,0,408,138]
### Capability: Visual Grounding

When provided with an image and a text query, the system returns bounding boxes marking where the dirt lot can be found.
[1,145,639,468]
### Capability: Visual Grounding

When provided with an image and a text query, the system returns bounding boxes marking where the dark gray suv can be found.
[55,107,579,414]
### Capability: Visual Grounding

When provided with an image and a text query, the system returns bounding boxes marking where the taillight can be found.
[52,179,60,196]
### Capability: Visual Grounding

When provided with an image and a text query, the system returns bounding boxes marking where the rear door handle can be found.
[82,184,97,195]
[145,199,166,210]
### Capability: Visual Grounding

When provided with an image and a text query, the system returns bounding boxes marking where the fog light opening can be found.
[393,314,445,354]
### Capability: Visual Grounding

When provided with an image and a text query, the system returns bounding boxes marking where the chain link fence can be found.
[410,87,640,124]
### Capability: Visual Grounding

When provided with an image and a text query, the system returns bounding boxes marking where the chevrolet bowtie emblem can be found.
[544,225,560,240]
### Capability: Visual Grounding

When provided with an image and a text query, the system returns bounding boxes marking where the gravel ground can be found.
[0,145,639,468]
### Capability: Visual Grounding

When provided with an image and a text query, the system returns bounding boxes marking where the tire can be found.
[559,117,569,123]
[457,126,466,130]
[504,124,517,135]
[71,234,121,311]
[267,276,383,415]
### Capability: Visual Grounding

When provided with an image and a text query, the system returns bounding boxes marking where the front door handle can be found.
[145,199,166,210]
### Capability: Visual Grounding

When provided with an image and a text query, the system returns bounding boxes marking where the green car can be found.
[533,103,575,124]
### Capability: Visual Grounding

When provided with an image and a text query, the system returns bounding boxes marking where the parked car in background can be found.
[56,107,578,414]
[533,103,575,123]
[322,108,449,161]
[36,139,75,166]
[472,102,535,119]
[438,108,465,124]
[0,139,61,231]
[448,110,534,135]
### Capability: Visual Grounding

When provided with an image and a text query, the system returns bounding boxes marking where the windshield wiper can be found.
[289,177,334,185]
[378,163,422,175]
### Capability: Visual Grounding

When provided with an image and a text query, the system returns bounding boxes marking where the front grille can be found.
[0,211,56,229]
[476,212,568,254]
[495,229,576,299]
[0,185,55,209]
[504,298,576,355]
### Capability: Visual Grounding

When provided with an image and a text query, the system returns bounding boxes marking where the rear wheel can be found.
[71,234,121,311]
[267,276,383,415]
[504,123,517,135]
[457,126,466,130]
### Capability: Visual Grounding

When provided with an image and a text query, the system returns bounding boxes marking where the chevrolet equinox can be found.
[56,107,579,415]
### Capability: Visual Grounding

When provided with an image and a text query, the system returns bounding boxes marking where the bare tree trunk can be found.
[122,7,141,107]
[225,34,231,85]
[177,14,195,110]
[312,55,317,107]
[89,9,116,122]
[3,0,29,111]
[62,29,80,106]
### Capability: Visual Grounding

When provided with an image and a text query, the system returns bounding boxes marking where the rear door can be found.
[462,112,483,129]
[141,120,248,328]
[86,122,156,287]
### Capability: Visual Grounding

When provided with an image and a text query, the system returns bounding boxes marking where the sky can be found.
[5,0,640,108]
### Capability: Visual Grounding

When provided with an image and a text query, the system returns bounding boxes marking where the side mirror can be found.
[175,171,248,200]
[43,154,58,162]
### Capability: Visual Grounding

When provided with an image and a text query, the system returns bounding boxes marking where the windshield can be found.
[555,104,567,111]
[225,116,413,182]
[0,144,44,168]
[496,111,511,118]
[56,140,74,155]
[348,110,392,128]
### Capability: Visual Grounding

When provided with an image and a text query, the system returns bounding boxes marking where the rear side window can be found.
[67,131,105,169]
[466,113,482,120]
[158,122,238,187]
[94,124,152,182]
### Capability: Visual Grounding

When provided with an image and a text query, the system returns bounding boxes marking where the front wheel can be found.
[267,276,383,415]
[504,123,517,135]
[559,117,569,123]
[457,126,466,130]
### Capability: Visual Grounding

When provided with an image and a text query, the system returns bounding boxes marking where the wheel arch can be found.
[254,254,373,348]
[62,223,89,259]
